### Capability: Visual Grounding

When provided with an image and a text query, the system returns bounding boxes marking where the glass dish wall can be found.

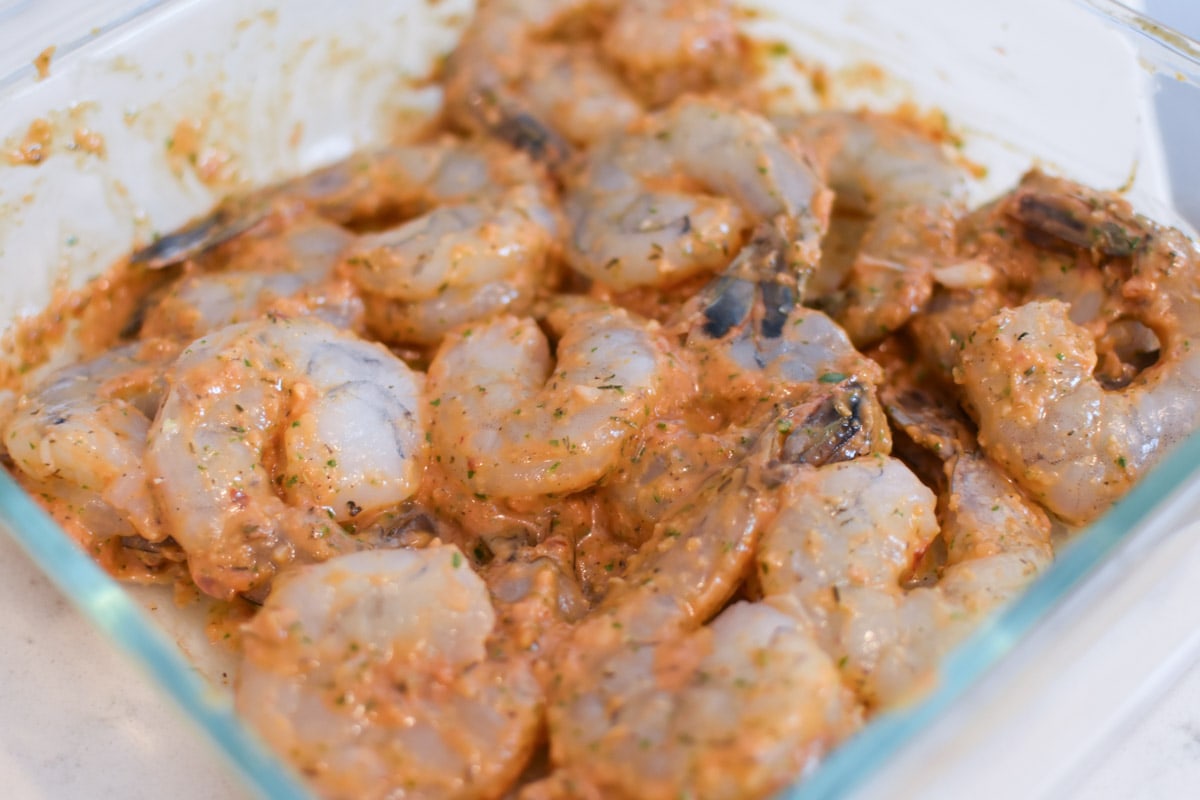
[0,1,1197,797]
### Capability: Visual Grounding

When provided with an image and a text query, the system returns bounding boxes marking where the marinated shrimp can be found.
[237,546,542,800]
[599,0,743,106]
[337,141,562,345]
[426,303,678,498]
[778,111,968,346]
[955,174,1200,524]
[147,316,426,597]
[595,227,890,542]
[4,340,173,544]
[443,0,742,155]
[9,4,1200,800]
[565,97,831,291]
[537,407,867,800]
[758,442,1051,707]
[140,218,362,340]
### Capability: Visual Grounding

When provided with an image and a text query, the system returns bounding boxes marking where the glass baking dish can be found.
[0,0,1197,797]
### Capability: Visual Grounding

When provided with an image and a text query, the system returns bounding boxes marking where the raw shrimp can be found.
[237,546,542,800]
[886,392,1054,615]
[4,341,171,543]
[146,316,426,598]
[535,419,861,800]
[140,218,362,340]
[910,170,1152,387]
[598,0,743,107]
[528,602,858,800]
[444,0,744,155]
[132,137,554,263]
[481,41,644,152]
[679,228,888,426]
[956,174,1200,524]
[345,182,560,346]
[138,139,562,346]
[779,111,968,346]
[596,228,891,543]
[565,97,831,291]
[758,418,1052,707]
[425,304,676,498]
[442,0,635,156]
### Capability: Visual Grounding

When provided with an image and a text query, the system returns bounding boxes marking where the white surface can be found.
[1,0,1199,799]
[0,532,250,800]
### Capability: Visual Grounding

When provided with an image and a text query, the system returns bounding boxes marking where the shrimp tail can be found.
[696,226,805,340]
[130,193,273,269]
[775,380,878,465]
[479,101,573,167]
[1007,170,1152,258]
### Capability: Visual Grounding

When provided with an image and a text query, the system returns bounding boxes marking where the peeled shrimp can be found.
[443,0,622,155]
[146,316,426,597]
[319,140,562,345]
[140,218,361,340]
[137,136,547,241]
[237,546,542,800]
[477,39,644,152]
[758,440,1051,707]
[528,602,857,800]
[779,111,967,345]
[4,341,171,543]
[956,175,1200,524]
[597,229,892,543]
[677,228,890,432]
[426,305,675,498]
[599,0,742,107]
[444,0,743,156]
[536,420,861,799]
[565,97,831,291]
[345,184,560,346]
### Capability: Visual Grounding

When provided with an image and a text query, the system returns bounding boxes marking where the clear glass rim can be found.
[1080,0,1200,83]
[0,0,175,93]
[0,471,315,799]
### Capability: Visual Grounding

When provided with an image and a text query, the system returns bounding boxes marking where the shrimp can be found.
[778,111,968,346]
[442,0,636,156]
[344,182,560,346]
[140,218,362,340]
[527,602,858,800]
[4,341,172,544]
[955,173,1200,524]
[444,0,746,156]
[146,316,426,598]
[598,0,744,107]
[481,41,643,152]
[910,170,1152,387]
[757,404,1052,707]
[678,228,889,425]
[132,137,553,264]
[534,418,862,800]
[600,317,890,545]
[564,97,831,291]
[596,228,892,543]
[135,138,562,347]
[425,304,677,498]
[237,546,542,800]
[894,401,1054,615]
